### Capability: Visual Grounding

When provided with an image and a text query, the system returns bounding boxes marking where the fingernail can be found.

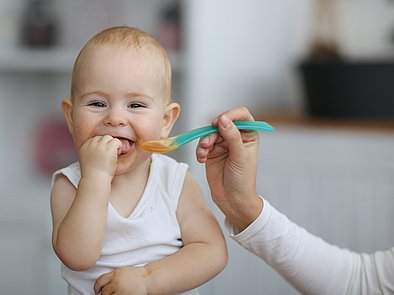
[200,136,209,144]
[197,146,205,154]
[220,115,231,129]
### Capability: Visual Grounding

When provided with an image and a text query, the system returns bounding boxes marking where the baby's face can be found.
[66,45,174,174]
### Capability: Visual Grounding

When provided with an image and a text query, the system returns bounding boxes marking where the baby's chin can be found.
[114,153,151,175]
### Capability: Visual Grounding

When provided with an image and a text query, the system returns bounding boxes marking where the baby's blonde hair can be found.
[71,26,172,102]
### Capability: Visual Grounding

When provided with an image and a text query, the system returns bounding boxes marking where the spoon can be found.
[140,121,274,153]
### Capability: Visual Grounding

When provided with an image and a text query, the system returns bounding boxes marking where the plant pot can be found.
[299,60,394,120]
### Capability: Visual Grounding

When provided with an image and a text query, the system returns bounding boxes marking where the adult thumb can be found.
[217,115,245,158]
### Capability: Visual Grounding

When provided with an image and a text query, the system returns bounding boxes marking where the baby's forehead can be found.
[71,30,172,100]
[78,43,165,69]
[72,44,169,93]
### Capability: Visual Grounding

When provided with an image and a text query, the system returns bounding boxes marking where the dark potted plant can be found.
[299,0,394,120]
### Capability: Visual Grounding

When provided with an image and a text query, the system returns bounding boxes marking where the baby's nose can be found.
[104,107,127,126]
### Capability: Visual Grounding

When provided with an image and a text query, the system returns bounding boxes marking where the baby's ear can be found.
[61,98,74,135]
[161,102,180,138]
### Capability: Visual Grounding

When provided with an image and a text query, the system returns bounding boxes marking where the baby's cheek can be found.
[140,126,162,141]
[72,129,89,150]
[158,123,172,139]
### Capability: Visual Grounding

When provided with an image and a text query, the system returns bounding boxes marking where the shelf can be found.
[257,113,394,133]
[0,47,184,74]
[0,47,78,73]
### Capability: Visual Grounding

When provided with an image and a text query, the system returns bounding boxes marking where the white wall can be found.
[338,0,394,57]
[183,0,308,126]
[182,0,394,129]
[182,1,312,293]
[181,0,394,170]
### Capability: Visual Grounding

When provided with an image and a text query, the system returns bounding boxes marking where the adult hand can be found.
[196,107,263,232]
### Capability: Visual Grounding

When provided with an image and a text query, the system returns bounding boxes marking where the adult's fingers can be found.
[216,115,245,159]
[212,106,254,125]
[196,133,218,163]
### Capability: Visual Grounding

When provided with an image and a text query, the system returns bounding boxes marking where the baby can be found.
[50,26,227,295]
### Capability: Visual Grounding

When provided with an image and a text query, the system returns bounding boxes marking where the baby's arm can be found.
[94,172,228,294]
[51,135,121,271]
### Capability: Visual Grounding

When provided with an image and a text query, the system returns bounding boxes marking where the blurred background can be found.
[1,0,394,294]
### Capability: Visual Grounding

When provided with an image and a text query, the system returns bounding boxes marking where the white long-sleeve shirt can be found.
[225,198,394,294]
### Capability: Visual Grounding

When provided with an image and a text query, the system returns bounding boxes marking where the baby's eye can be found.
[128,102,145,108]
[88,101,107,108]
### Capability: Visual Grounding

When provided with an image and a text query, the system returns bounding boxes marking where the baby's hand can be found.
[79,135,122,180]
[94,266,150,295]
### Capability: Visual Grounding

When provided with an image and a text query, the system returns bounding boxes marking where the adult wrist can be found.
[228,193,263,232]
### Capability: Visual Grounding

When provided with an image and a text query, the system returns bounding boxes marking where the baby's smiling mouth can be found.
[115,137,134,155]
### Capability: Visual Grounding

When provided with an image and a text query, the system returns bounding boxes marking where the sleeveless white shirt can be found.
[52,154,199,295]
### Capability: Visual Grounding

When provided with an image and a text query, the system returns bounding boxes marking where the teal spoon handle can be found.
[175,121,274,146]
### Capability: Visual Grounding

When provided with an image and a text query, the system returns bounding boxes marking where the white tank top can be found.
[52,154,199,295]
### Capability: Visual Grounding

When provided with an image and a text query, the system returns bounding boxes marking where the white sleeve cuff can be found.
[224,196,273,241]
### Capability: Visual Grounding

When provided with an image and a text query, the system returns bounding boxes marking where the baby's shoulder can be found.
[51,162,80,189]
[151,154,188,177]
